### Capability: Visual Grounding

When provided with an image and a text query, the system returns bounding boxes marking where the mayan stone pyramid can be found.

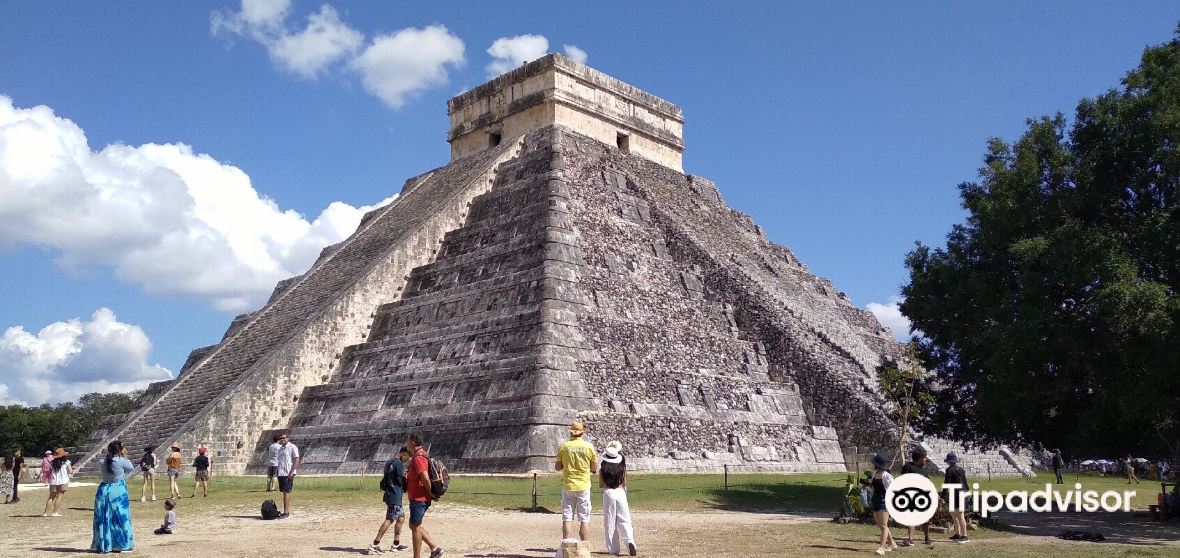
[78,54,947,475]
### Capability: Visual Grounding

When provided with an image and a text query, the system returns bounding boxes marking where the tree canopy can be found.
[902,27,1180,459]
[0,392,141,455]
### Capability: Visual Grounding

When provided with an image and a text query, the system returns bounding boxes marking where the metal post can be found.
[724,464,729,491]
[532,472,538,512]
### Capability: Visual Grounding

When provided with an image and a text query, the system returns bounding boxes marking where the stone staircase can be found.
[76,137,527,474]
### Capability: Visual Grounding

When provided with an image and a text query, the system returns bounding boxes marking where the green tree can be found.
[877,344,935,467]
[0,391,141,454]
[902,27,1180,460]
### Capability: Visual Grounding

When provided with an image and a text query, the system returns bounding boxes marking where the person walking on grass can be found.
[556,420,598,545]
[10,449,24,503]
[266,434,282,492]
[275,433,300,518]
[1126,455,1141,484]
[165,444,183,499]
[192,447,211,498]
[43,448,72,517]
[870,454,897,556]
[942,452,970,544]
[406,434,444,558]
[91,440,135,554]
[368,447,410,554]
[899,448,931,547]
[599,441,636,556]
[0,457,13,504]
[140,446,158,502]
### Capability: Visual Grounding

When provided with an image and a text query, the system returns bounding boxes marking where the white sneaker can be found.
[875,549,887,556]
[150,496,156,501]
[140,496,146,502]
[367,544,384,555]
[51,513,62,517]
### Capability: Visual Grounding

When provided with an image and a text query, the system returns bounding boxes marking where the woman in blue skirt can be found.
[92,440,135,553]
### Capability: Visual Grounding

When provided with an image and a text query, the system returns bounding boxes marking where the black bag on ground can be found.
[261,499,280,520]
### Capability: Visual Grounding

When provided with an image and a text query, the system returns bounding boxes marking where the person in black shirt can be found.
[10,450,24,503]
[191,447,211,498]
[942,453,970,543]
[899,448,931,546]
[1051,449,1065,484]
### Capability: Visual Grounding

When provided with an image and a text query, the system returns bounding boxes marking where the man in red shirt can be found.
[405,434,444,558]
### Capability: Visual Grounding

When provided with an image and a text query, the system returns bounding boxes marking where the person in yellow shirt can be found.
[555,421,598,542]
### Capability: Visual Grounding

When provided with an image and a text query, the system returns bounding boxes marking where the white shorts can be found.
[561,489,591,523]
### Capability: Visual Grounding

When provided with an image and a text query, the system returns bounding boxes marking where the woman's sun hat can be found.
[945,452,959,464]
[872,453,888,469]
[53,448,69,458]
[601,440,624,464]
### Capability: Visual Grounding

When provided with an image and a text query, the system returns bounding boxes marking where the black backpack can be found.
[428,457,449,499]
[261,499,280,520]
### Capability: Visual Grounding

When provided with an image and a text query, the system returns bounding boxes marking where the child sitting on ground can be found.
[154,499,177,535]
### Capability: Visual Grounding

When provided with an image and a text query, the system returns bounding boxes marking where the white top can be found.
[878,471,893,489]
[275,443,299,476]
[50,461,72,486]
[267,442,282,467]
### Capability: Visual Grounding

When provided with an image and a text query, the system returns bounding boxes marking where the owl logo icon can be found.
[886,473,939,526]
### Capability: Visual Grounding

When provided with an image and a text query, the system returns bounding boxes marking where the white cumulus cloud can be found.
[211,2,465,108]
[0,308,172,406]
[212,1,361,79]
[0,95,395,311]
[486,34,550,76]
[562,44,588,64]
[352,25,466,109]
[867,296,913,342]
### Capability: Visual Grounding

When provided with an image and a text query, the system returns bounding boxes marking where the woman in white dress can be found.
[43,447,72,517]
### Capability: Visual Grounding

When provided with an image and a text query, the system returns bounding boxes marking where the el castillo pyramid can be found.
[78,54,1033,476]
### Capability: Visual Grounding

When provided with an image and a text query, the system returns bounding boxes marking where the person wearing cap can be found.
[555,420,598,543]
[41,450,54,486]
[275,433,301,519]
[869,453,896,556]
[165,444,183,499]
[899,447,931,546]
[599,441,636,556]
[942,452,970,543]
[191,446,212,498]
[43,447,72,517]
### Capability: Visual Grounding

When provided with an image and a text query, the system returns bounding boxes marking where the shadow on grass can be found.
[318,546,369,554]
[805,544,866,552]
[702,482,842,514]
[504,506,557,514]
[32,548,90,554]
[991,511,1180,547]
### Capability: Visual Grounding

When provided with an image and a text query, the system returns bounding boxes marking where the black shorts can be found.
[267,466,278,478]
[277,476,294,493]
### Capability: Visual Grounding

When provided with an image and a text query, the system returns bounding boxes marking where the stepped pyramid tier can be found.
[81,53,1023,475]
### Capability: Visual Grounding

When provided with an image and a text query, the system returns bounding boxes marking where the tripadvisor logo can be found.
[887,473,1138,526]
[886,474,939,526]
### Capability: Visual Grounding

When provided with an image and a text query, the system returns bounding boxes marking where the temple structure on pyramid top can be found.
[78,54,1034,478]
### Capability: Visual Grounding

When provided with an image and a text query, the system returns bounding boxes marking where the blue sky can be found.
[1,2,1176,405]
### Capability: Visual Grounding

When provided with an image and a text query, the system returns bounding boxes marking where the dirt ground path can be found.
[4,495,818,557]
[5,486,1178,557]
